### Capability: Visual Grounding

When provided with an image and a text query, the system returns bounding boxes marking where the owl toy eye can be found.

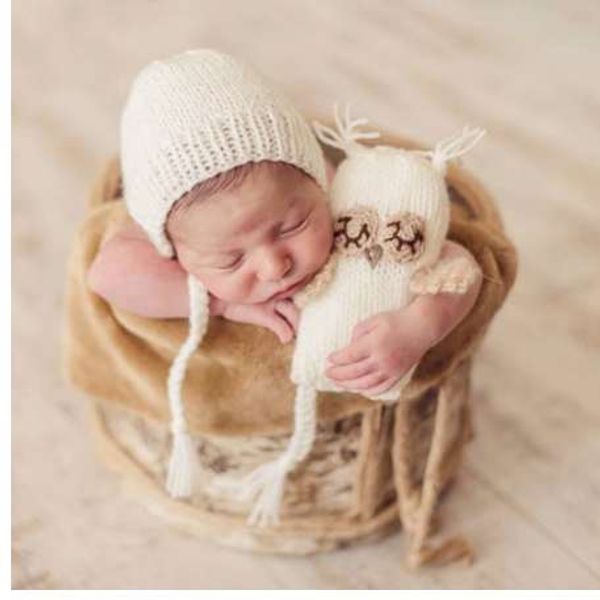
[382,212,426,264]
[333,206,379,257]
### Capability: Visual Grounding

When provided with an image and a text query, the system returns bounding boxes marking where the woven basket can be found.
[90,358,472,560]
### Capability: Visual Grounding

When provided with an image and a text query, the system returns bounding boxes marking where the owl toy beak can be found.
[365,244,383,268]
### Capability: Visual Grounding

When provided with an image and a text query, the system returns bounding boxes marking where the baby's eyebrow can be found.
[204,246,243,258]
[225,198,306,246]
[230,216,273,238]
[216,250,243,259]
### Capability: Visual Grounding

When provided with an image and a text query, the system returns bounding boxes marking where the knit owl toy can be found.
[222,105,486,527]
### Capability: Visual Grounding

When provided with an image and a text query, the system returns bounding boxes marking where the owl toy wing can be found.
[409,254,480,295]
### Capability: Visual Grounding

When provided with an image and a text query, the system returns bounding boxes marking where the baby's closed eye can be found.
[215,254,245,271]
[278,212,311,237]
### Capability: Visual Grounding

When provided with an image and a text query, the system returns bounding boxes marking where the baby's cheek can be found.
[207,277,242,303]
[310,222,334,266]
[298,210,332,263]
[292,234,322,273]
[190,271,229,301]
[214,272,261,304]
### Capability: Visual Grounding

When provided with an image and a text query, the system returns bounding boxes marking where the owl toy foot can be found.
[410,256,479,295]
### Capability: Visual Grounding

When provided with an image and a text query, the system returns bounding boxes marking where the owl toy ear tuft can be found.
[417,126,486,176]
[313,102,380,155]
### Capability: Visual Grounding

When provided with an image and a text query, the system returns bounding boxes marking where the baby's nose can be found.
[257,248,293,282]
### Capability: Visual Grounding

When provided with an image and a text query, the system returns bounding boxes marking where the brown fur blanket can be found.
[63,130,518,436]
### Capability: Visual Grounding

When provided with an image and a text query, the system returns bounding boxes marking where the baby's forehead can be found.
[178,185,308,253]
[188,162,305,209]
[169,161,326,252]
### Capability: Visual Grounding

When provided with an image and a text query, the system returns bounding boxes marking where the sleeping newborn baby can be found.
[87,50,483,509]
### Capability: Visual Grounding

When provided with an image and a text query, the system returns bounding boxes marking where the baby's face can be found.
[168,162,334,304]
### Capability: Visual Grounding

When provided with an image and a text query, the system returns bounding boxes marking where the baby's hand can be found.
[325,309,434,396]
[220,298,300,344]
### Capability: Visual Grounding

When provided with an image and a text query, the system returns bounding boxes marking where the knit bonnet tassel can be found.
[218,383,318,527]
[165,274,210,497]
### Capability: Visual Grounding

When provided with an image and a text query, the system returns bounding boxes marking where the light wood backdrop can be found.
[12,0,600,589]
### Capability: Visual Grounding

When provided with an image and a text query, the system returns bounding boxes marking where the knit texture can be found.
[292,145,451,402]
[120,49,327,258]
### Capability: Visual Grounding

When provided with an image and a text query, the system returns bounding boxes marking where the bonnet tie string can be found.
[165,274,210,498]
[212,383,318,527]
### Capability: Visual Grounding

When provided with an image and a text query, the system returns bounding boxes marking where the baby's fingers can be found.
[365,376,398,397]
[326,358,375,382]
[275,299,300,333]
[269,315,294,344]
[247,309,294,344]
[351,316,378,341]
[336,371,388,393]
[328,338,371,366]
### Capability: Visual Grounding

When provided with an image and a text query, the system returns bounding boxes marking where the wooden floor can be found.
[12,0,600,589]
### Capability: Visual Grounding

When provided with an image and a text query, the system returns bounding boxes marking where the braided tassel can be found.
[165,274,210,498]
[166,428,195,498]
[217,384,318,527]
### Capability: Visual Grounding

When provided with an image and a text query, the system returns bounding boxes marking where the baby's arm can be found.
[87,218,299,342]
[408,240,483,342]
[87,217,208,318]
[325,240,482,395]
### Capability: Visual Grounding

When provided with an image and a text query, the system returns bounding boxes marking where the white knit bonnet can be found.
[121,48,328,258]
[119,49,328,498]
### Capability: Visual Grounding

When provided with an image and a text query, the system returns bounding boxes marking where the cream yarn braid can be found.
[229,384,317,526]
[165,275,210,497]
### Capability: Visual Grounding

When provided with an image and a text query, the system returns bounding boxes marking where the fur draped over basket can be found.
[63,124,518,568]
